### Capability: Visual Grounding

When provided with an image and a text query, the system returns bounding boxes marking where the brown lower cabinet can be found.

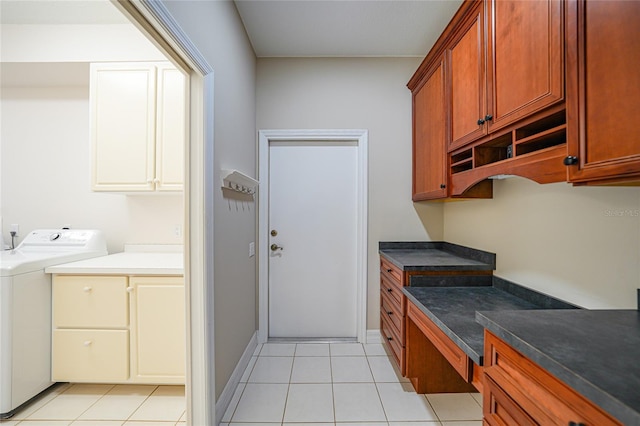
[483,330,621,426]
[379,256,490,381]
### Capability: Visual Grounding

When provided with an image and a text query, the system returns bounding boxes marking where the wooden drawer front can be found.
[381,313,403,370]
[380,289,403,336]
[407,301,471,381]
[380,257,404,285]
[484,331,621,426]
[381,272,403,307]
[53,329,129,382]
[484,375,540,426]
[53,275,129,328]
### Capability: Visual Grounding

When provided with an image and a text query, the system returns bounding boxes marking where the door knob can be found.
[270,244,284,251]
[271,229,278,236]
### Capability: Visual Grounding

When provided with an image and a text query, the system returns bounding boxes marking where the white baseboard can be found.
[215,331,258,425]
[366,329,382,344]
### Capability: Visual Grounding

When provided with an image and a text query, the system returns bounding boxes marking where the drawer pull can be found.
[387,311,393,315]
[126,287,134,293]
[387,336,393,341]
[83,340,92,347]
[386,268,392,273]
[387,288,393,292]
[83,286,92,293]
[568,423,585,426]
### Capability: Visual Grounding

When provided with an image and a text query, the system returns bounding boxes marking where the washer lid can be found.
[18,229,107,252]
[1,229,108,277]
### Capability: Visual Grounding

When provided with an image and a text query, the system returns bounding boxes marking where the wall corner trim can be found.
[367,329,383,344]
[215,331,258,425]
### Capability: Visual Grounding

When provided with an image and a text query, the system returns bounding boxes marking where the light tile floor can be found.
[0,342,482,426]
[222,342,482,426]
[0,384,185,425]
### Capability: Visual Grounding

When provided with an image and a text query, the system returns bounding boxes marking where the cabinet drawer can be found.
[484,331,621,426]
[380,257,404,285]
[407,301,471,381]
[381,313,403,370]
[381,273,403,307]
[53,275,129,328]
[52,329,129,382]
[484,375,540,426]
[380,289,403,336]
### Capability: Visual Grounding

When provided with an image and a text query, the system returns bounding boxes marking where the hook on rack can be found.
[221,169,259,197]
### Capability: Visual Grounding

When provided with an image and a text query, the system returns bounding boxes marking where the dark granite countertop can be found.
[379,241,495,272]
[477,309,640,426]
[404,286,539,364]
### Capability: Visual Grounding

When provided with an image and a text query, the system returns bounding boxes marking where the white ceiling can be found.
[0,0,129,25]
[1,0,462,58]
[234,0,463,57]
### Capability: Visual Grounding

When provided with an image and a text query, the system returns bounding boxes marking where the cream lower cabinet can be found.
[52,275,184,384]
[130,276,185,383]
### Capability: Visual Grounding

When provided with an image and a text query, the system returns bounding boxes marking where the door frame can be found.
[258,129,368,344]
[115,1,215,424]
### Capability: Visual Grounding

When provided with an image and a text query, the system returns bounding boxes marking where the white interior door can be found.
[268,141,358,339]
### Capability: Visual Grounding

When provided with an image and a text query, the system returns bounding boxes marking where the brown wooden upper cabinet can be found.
[448,0,564,151]
[412,57,447,201]
[565,0,640,184]
[448,2,486,151]
[410,0,567,200]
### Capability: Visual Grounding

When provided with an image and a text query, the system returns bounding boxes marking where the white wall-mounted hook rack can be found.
[221,169,259,196]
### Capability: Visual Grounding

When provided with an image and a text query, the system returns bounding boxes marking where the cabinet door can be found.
[413,58,447,201]
[448,3,487,151]
[155,64,186,191]
[566,0,640,183]
[486,0,564,132]
[130,276,185,384]
[91,63,157,191]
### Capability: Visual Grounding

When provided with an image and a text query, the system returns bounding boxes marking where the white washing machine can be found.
[0,229,107,418]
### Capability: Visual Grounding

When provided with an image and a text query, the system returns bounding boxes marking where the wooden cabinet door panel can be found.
[567,0,640,182]
[487,0,564,132]
[413,58,447,200]
[449,3,487,150]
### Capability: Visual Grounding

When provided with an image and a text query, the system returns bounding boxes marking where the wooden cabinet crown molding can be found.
[407,0,482,92]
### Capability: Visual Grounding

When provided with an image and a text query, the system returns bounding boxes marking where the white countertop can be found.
[45,251,184,275]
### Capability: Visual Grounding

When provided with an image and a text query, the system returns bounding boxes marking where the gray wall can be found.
[160,0,258,399]
[257,57,443,329]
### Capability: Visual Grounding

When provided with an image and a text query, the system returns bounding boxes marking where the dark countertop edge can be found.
[378,241,496,269]
[403,288,483,365]
[379,241,444,251]
[476,311,640,426]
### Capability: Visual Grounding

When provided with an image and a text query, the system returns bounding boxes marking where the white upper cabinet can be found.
[90,62,186,192]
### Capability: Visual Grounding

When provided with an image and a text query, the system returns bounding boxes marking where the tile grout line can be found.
[72,383,118,422]
[280,344,297,424]
[122,385,160,423]
[368,355,390,425]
